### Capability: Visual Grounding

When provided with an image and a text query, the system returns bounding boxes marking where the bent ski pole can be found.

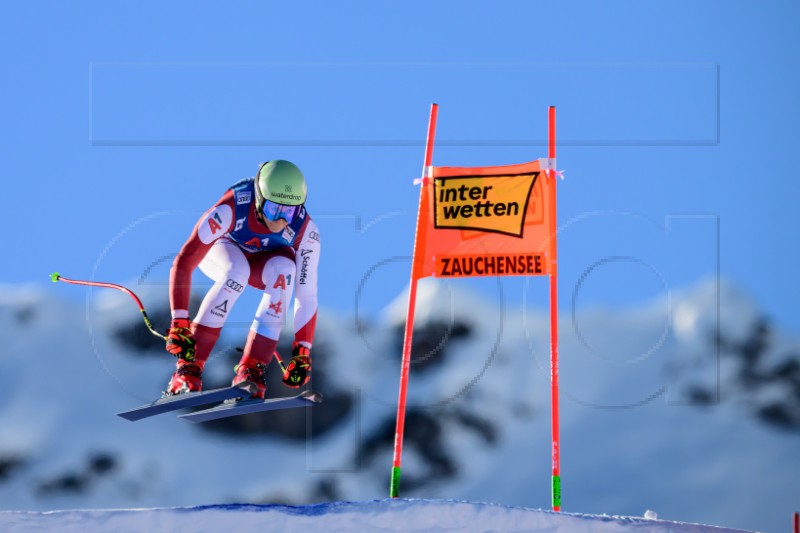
[235,346,287,373]
[50,272,167,342]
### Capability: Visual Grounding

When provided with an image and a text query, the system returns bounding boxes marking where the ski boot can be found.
[232,355,269,399]
[166,358,205,395]
[281,343,312,388]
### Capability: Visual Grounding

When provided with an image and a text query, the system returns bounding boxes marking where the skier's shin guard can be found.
[189,323,222,366]
[240,329,277,366]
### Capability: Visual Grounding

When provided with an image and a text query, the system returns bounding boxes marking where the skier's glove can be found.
[282,343,311,388]
[165,318,196,361]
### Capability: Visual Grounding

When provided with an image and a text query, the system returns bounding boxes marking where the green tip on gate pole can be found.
[552,475,562,510]
[50,272,60,283]
[390,467,401,498]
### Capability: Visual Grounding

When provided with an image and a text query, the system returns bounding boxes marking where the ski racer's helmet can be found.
[255,160,307,223]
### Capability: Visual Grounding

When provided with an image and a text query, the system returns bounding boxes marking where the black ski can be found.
[117,383,256,421]
[179,390,323,423]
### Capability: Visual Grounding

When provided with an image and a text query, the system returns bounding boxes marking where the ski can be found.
[179,390,323,423]
[117,383,256,422]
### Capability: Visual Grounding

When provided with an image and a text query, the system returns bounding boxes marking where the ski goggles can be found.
[262,199,300,223]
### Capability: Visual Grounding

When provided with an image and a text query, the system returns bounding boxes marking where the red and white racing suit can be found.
[169,177,320,367]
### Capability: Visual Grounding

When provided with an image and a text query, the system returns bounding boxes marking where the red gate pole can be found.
[390,103,439,498]
[547,106,561,511]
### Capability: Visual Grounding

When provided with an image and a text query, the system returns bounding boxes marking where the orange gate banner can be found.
[412,160,555,279]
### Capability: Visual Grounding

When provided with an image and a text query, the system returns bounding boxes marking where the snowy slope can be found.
[0,279,796,533]
[0,499,755,532]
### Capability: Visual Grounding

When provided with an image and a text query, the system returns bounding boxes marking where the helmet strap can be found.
[254,162,269,225]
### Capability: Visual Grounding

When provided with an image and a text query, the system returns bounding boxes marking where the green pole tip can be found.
[50,272,61,283]
[552,475,562,509]
[390,466,402,498]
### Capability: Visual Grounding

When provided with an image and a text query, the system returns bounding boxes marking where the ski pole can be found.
[273,351,287,373]
[52,272,287,370]
[50,272,167,342]
[235,346,287,373]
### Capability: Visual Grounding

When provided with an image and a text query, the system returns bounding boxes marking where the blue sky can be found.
[3,1,799,335]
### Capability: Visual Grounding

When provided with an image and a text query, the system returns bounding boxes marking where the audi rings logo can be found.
[225,279,244,293]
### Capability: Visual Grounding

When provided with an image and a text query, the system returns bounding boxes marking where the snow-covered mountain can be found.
[0,279,797,533]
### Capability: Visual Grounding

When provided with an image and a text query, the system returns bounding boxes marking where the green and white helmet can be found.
[255,160,307,223]
[256,160,307,206]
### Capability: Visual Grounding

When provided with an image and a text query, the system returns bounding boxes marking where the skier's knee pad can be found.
[251,256,296,339]
[261,255,296,290]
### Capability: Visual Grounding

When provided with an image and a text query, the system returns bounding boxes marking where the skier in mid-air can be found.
[163,160,320,398]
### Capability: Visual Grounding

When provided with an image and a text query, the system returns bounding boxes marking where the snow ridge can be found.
[0,499,756,533]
